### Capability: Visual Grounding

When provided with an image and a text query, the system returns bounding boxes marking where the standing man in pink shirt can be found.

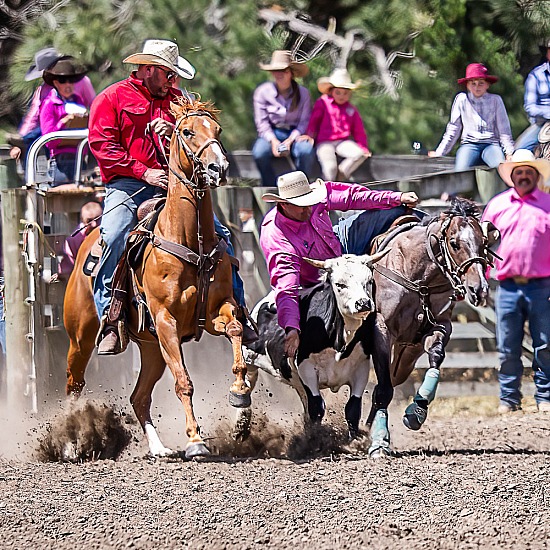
[260,171,419,358]
[482,150,550,414]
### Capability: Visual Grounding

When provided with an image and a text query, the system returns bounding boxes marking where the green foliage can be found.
[4,0,547,155]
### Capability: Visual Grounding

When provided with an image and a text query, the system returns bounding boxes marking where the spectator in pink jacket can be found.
[39,56,89,185]
[305,68,371,181]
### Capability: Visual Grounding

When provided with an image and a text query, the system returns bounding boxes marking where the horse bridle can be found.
[427,215,492,300]
[150,110,226,192]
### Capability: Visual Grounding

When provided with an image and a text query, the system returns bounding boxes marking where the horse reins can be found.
[143,111,231,340]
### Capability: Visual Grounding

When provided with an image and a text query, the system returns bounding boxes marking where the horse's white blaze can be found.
[211,142,228,171]
[202,119,211,129]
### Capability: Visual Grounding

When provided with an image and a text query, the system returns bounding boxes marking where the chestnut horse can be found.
[63,98,249,458]
[365,198,499,456]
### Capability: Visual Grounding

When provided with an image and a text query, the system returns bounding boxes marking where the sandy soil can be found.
[1,336,549,550]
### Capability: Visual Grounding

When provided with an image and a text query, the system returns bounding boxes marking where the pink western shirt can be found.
[260,181,403,330]
[306,94,369,151]
[482,187,550,281]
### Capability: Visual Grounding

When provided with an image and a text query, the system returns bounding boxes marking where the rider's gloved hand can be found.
[400,192,419,207]
[143,168,168,190]
[149,117,175,138]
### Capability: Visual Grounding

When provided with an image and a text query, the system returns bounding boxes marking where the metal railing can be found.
[25,129,89,187]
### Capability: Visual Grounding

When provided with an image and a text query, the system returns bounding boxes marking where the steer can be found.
[242,251,390,445]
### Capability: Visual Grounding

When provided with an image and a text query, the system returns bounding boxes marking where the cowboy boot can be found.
[96,315,123,355]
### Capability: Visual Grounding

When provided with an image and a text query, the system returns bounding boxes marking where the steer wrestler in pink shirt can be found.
[482,150,550,414]
[260,171,419,357]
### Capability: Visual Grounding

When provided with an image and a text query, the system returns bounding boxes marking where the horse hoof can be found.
[368,444,392,459]
[403,402,427,431]
[185,442,210,459]
[232,407,252,442]
[229,391,252,408]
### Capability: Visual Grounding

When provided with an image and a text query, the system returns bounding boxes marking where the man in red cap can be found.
[429,63,514,171]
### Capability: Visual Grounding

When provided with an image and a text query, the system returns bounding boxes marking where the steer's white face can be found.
[305,251,389,320]
[323,254,376,319]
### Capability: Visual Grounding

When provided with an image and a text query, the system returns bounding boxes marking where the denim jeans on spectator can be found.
[49,153,77,186]
[515,123,543,153]
[252,128,315,187]
[93,178,246,320]
[454,143,504,171]
[334,205,408,255]
[496,278,550,407]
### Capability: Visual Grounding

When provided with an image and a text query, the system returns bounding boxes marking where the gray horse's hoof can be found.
[185,442,210,459]
[232,407,252,442]
[403,402,427,431]
[368,443,392,459]
[229,391,252,408]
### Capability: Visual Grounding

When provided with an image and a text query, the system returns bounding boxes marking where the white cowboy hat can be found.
[262,171,327,207]
[317,68,358,95]
[123,39,195,79]
[497,149,550,187]
[259,50,309,78]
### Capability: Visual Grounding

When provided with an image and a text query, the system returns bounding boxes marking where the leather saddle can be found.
[370,214,421,255]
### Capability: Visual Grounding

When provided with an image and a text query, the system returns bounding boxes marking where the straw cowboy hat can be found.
[259,50,309,78]
[42,56,87,86]
[457,63,498,85]
[25,47,60,81]
[497,149,550,187]
[262,171,327,207]
[317,68,358,95]
[123,39,195,79]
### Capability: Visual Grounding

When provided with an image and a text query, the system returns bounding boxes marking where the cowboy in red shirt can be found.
[89,39,196,354]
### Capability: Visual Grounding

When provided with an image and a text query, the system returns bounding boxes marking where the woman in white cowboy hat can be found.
[39,56,90,185]
[252,50,315,186]
[482,149,550,414]
[304,67,371,181]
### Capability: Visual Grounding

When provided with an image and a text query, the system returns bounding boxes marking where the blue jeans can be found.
[496,278,550,407]
[334,206,409,255]
[515,123,543,153]
[252,128,315,187]
[454,143,505,171]
[93,178,245,319]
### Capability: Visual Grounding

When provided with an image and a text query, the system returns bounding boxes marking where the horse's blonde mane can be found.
[171,95,220,122]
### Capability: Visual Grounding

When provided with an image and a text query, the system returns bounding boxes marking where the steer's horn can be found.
[365,248,391,266]
[303,257,327,269]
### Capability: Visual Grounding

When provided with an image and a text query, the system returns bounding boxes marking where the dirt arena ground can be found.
[0,337,549,550]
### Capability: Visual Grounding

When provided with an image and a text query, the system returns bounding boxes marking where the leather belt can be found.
[509,276,550,285]
[512,276,529,285]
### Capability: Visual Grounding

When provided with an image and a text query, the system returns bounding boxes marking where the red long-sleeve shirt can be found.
[88,73,182,184]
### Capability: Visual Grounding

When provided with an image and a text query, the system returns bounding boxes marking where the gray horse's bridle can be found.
[427,215,492,299]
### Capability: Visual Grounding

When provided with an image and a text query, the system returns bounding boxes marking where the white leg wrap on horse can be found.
[145,422,172,457]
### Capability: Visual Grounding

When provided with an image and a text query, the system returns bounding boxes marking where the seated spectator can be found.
[252,50,315,186]
[515,38,550,152]
[305,68,371,181]
[57,200,103,280]
[8,47,95,165]
[39,56,90,185]
[429,63,514,171]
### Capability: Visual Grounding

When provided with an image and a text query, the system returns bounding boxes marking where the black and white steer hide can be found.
[242,251,389,438]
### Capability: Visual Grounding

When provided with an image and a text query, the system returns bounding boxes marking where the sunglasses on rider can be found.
[54,76,79,84]
[156,66,177,81]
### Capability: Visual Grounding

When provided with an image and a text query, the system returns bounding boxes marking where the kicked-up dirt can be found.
[0,395,548,550]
